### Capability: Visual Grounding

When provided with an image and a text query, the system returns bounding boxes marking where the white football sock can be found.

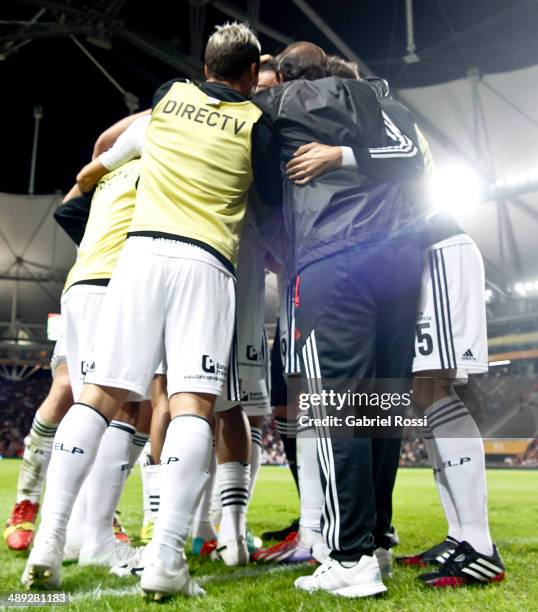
[426,394,493,556]
[152,416,212,569]
[297,422,323,545]
[249,427,263,501]
[64,480,88,553]
[422,432,462,542]
[141,462,161,526]
[80,420,135,558]
[210,471,222,528]
[129,431,150,472]
[36,403,108,543]
[192,448,217,541]
[16,412,58,503]
[218,461,250,543]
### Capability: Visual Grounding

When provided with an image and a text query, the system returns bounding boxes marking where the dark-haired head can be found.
[256,56,279,92]
[276,42,328,82]
[326,55,361,80]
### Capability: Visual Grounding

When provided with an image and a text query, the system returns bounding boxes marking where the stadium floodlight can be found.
[495,168,538,189]
[515,282,526,295]
[513,280,538,297]
[490,167,538,200]
[429,164,483,218]
[485,288,493,302]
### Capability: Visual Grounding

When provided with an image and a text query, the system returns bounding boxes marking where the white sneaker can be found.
[312,541,331,564]
[140,556,205,601]
[374,547,393,578]
[22,535,64,590]
[212,537,249,566]
[79,541,143,568]
[294,554,387,598]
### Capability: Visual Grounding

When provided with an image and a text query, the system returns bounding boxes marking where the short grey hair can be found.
[205,22,261,81]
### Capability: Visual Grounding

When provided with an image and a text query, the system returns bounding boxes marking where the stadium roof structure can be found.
[2,0,538,363]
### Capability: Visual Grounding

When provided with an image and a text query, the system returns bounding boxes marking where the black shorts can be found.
[270,318,288,406]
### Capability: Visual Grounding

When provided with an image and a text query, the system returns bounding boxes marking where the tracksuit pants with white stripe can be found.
[295,240,422,561]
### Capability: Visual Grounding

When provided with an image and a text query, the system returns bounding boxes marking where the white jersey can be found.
[413,233,488,380]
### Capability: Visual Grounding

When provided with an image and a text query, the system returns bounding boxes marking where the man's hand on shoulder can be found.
[286,142,343,185]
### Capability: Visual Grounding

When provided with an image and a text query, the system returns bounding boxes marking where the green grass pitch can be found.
[0,460,536,611]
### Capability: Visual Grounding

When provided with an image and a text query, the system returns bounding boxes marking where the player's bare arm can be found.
[92,109,150,159]
[77,158,108,193]
[77,115,150,193]
[63,183,82,203]
[286,142,343,185]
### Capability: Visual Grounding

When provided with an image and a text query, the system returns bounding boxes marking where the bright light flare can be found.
[429,165,482,217]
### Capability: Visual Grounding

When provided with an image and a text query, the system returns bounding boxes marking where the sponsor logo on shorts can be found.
[81,360,95,375]
[416,311,432,323]
[461,348,477,361]
[246,345,260,362]
[202,355,217,373]
[184,354,227,383]
[240,389,267,405]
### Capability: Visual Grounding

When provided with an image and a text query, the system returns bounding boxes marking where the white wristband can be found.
[99,115,150,170]
[341,146,358,169]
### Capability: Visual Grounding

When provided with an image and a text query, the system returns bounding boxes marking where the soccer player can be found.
[284,64,505,587]
[394,136,505,587]
[208,212,274,564]
[138,373,168,545]
[255,43,424,597]
[142,214,275,566]
[22,22,280,599]
[256,55,280,92]
[58,157,145,567]
[3,355,72,551]
[5,157,146,555]
[251,55,299,540]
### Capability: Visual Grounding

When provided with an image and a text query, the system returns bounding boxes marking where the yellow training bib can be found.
[129,82,263,266]
[63,160,140,292]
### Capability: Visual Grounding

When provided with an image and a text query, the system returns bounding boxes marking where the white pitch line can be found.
[70,564,303,602]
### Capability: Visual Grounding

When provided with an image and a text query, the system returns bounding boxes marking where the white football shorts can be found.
[84,237,238,402]
[62,283,148,401]
[61,283,107,401]
[214,376,271,416]
[235,234,267,382]
[413,234,488,379]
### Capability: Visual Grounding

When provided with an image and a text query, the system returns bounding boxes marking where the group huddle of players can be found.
[4,22,506,601]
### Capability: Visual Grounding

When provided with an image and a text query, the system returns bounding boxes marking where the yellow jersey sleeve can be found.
[63,160,140,293]
[129,82,263,266]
